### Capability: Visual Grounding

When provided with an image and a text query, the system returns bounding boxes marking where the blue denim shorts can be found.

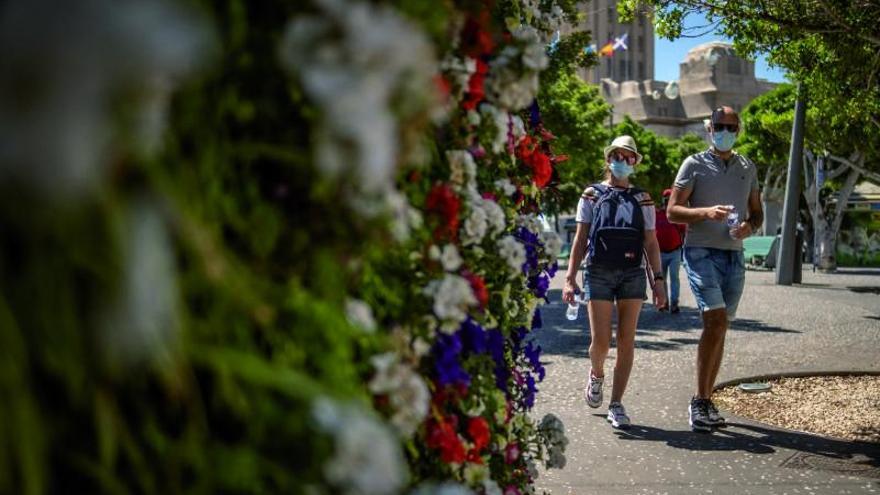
[683,247,746,318]
[583,264,647,302]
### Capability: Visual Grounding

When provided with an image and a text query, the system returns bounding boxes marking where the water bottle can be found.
[566,291,585,321]
[726,206,739,239]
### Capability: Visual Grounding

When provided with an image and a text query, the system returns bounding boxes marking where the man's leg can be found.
[697,308,728,398]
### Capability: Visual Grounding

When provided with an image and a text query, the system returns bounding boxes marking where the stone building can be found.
[601,42,777,138]
[573,1,777,138]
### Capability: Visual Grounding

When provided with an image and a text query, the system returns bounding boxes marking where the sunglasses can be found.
[712,123,739,133]
[610,152,637,165]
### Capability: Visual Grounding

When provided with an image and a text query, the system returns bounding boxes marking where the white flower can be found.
[412,337,431,357]
[498,235,527,276]
[423,274,478,328]
[409,482,474,495]
[368,353,430,437]
[480,104,510,154]
[517,213,544,235]
[466,110,482,126]
[279,0,435,198]
[386,189,421,242]
[522,41,549,70]
[494,178,517,196]
[510,115,527,143]
[100,199,180,364]
[0,0,212,200]
[446,149,476,191]
[346,299,377,333]
[482,480,503,495]
[312,398,407,495]
[429,244,463,271]
[481,198,507,236]
[540,231,563,260]
[461,205,489,246]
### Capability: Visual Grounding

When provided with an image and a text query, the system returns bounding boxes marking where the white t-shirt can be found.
[575,185,656,230]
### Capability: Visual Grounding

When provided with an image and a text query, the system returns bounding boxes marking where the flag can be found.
[598,41,614,57]
[584,43,597,54]
[613,32,629,51]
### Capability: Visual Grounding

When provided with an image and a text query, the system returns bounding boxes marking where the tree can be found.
[739,83,880,270]
[621,0,880,270]
[538,70,611,213]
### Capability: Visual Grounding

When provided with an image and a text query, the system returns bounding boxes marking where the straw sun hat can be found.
[603,135,643,164]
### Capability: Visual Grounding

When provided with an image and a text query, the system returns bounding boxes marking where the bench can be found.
[743,236,777,268]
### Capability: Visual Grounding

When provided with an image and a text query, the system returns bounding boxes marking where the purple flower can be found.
[459,317,488,355]
[528,271,550,299]
[531,308,542,330]
[433,333,470,386]
[546,260,559,278]
[515,227,541,274]
[523,372,537,409]
[524,341,545,382]
[488,328,508,392]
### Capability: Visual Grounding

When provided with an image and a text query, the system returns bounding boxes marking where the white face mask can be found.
[712,130,737,152]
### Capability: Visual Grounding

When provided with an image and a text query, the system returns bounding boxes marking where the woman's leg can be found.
[669,249,681,306]
[610,298,643,403]
[587,300,614,377]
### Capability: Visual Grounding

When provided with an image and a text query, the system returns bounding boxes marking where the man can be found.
[655,189,686,313]
[667,106,763,433]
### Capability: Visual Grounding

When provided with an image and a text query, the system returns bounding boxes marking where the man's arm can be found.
[666,186,733,224]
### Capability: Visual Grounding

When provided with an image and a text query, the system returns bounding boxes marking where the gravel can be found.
[714,375,880,444]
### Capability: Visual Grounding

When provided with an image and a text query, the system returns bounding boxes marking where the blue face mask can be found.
[609,160,634,179]
[712,130,737,152]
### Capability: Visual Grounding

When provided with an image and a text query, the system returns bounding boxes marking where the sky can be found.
[653,12,788,84]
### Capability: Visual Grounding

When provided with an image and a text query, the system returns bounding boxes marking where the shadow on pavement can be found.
[539,290,800,358]
[612,421,880,466]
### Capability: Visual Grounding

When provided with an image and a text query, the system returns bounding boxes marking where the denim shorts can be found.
[583,264,647,302]
[683,247,746,318]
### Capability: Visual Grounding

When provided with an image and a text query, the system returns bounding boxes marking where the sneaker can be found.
[584,371,604,408]
[670,304,680,314]
[606,402,631,429]
[688,397,712,433]
[706,399,726,427]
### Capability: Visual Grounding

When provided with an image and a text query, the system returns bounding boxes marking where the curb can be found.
[714,370,880,391]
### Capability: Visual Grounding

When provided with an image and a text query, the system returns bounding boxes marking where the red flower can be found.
[426,184,460,241]
[461,13,494,58]
[462,59,488,111]
[529,150,553,188]
[504,486,522,495]
[467,416,491,451]
[427,417,466,464]
[462,270,489,309]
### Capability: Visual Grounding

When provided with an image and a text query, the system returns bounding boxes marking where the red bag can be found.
[655,208,684,252]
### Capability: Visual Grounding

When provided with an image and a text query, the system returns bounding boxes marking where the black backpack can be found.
[586,183,645,268]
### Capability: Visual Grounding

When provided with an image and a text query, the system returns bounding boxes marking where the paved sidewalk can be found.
[532,267,880,494]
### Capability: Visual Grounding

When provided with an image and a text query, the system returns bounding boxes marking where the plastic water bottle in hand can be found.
[726,206,739,239]
[566,291,585,321]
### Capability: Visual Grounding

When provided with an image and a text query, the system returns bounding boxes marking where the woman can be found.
[562,135,666,429]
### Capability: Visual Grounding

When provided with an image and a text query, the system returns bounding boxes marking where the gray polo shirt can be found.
[673,149,759,251]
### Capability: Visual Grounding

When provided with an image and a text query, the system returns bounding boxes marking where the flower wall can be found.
[0,0,591,493]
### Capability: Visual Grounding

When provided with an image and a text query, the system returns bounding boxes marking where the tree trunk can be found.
[815,217,837,272]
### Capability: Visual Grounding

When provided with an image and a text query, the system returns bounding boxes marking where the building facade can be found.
[574,2,777,138]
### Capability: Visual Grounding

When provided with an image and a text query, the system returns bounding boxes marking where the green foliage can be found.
[538,71,611,213]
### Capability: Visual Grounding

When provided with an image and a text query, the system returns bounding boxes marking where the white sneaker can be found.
[584,370,604,408]
[706,399,726,427]
[606,402,631,429]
